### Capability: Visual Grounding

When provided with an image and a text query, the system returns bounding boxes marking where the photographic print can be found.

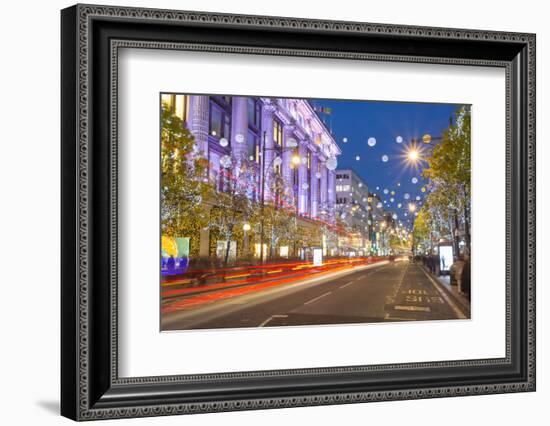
[160,94,471,331]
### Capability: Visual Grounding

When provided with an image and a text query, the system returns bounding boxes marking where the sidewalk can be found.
[420,265,471,317]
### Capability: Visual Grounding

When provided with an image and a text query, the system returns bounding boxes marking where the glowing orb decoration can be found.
[315,171,322,179]
[249,155,255,161]
[396,135,404,143]
[358,183,363,187]
[376,186,380,190]
[355,155,361,161]
[219,137,228,147]
[377,202,383,208]
[390,197,394,202]
[326,157,338,170]
[421,186,427,193]
[286,138,298,148]
[422,133,432,144]
[220,155,232,169]
[397,182,401,187]
[273,156,282,167]
[404,213,408,217]
[368,220,372,225]
[342,137,348,143]
[398,203,402,208]
[235,133,244,143]
[404,193,410,200]
[367,137,377,147]
[393,214,398,220]
[211,130,217,136]
[411,177,418,184]
[416,196,421,201]
[382,155,389,162]
[383,188,389,194]
[302,183,309,190]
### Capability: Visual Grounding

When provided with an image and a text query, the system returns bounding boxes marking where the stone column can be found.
[282,124,296,204]
[310,153,319,218]
[261,103,275,202]
[187,95,210,157]
[319,160,328,207]
[230,96,248,161]
[327,169,336,222]
[298,141,308,215]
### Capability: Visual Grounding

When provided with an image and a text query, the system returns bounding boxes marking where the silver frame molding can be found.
[61,4,536,421]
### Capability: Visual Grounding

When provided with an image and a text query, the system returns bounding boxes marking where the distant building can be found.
[335,169,370,254]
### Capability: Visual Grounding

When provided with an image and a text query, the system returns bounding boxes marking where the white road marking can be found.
[258,314,288,327]
[420,267,467,319]
[304,291,332,305]
[394,305,431,312]
[339,281,355,289]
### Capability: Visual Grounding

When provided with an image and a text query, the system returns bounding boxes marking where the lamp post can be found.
[259,131,299,264]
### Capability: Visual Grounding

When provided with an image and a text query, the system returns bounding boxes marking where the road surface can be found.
[161,259,468,331]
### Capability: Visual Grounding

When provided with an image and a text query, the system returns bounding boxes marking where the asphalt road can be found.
[161,260,468,331]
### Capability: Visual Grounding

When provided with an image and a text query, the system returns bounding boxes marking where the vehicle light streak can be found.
[161,259,386,313]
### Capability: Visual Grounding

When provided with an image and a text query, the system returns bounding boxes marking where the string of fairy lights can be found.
[337,133,437,235]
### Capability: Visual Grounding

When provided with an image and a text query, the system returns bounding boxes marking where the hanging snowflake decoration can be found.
[220,155,232,169]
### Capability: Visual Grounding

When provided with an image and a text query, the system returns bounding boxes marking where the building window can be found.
[247,130,260,163]
[336,184,351,192]
[209,98,231,140]
[161,94,188,122]
[273,119,283,147]
[248,98,261,128]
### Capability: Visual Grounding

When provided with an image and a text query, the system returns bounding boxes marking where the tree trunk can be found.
[224,226,233,266]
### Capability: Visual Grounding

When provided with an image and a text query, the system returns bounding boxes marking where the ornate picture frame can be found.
[61,4,535,420]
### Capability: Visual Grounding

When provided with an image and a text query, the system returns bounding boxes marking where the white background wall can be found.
[0,0,546,424]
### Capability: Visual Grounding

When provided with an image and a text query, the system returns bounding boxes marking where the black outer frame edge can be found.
[60,5,535,419]
[61,4,78,421]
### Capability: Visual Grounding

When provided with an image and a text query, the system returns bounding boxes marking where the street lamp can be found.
[408,148,419,162]
[259,131,299,264]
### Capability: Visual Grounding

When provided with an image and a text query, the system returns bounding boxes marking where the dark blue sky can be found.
[310,99,463,229]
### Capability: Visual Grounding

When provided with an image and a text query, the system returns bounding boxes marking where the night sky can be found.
[310,99,464,230]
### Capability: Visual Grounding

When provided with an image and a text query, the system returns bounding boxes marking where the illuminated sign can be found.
[313,248,323,266]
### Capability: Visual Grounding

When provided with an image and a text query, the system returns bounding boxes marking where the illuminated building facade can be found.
[161,94,341,221]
